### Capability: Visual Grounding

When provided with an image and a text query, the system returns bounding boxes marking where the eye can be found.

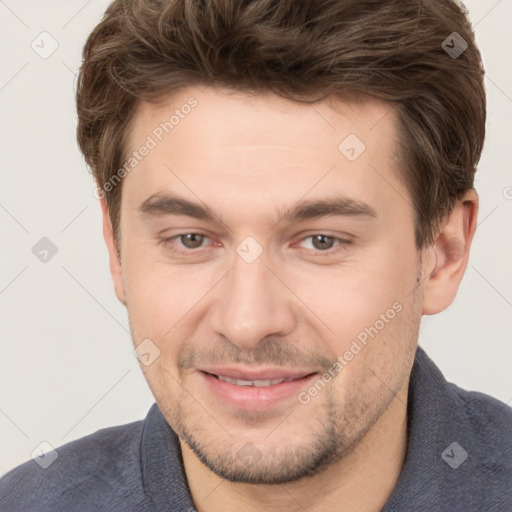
[177,233,207,249]
[296,234,352,254]
[164,233,210,252]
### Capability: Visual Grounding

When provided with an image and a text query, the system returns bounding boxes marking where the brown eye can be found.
[296,234,352,257]
[310,235,336,251]
[179,233,206,249]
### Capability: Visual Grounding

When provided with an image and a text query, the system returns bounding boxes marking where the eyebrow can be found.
[138,193,377,225]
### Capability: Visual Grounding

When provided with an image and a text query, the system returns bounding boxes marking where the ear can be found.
[421,189,479,315]
[99,197,126,306]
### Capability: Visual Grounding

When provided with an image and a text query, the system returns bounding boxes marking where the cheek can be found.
[125,270,191,396]
[125,270,189,336]
[292,250,415,345]
[122,251,218,367]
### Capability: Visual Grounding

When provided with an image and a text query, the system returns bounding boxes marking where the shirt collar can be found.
[141,402,196,510]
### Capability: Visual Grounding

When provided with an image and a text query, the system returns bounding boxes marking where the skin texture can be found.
[100,86,478,512]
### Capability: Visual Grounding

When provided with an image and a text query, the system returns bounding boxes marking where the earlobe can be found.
[421,189,479,315]
[99,197,126,306]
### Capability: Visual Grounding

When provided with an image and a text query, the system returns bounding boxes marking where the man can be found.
[1,0,510,510]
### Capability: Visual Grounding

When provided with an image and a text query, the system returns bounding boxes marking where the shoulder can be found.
[447,381,512,450]
[417,347,512,455]
[443,381,512,507]
[0,418,148,512]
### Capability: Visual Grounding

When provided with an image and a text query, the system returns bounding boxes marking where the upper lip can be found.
[199,367,317,381]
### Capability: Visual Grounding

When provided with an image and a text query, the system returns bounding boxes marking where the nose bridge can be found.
[210,245,295,348]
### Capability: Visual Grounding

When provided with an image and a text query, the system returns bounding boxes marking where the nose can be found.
[208,247,296,350]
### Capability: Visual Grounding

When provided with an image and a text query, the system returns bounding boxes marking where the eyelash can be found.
[159,232,353,258]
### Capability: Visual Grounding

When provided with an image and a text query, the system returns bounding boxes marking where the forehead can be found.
[129,86,394,155]
[121,86,407,228]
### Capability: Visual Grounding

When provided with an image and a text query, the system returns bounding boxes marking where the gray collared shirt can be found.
[1,346,511,511]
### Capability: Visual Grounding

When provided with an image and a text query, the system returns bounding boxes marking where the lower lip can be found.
[199,371,318,412]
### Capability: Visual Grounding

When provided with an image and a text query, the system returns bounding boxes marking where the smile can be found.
[215,375,297,387]
[199,370,319,412]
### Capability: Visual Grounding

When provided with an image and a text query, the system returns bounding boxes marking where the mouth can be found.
[198,368,319,411]
[204,372,311,387]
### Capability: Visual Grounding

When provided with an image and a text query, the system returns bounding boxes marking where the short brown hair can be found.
[76,0,485,249]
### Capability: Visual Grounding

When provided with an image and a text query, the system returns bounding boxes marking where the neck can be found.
[181,384,408,512]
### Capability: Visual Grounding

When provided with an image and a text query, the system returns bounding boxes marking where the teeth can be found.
[217,375,287,387]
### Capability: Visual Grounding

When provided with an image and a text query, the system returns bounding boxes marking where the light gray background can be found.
[1,0,511,476]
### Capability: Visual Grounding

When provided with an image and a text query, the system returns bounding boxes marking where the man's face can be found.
[112,86,425,484]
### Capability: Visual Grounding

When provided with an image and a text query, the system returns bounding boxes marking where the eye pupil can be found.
[312,235,334,251]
